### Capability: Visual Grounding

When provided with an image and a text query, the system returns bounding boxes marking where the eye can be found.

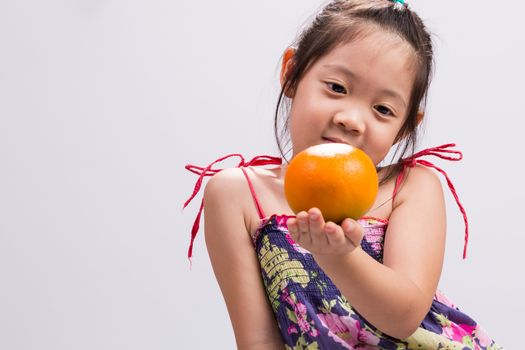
[374,105,394,116]
[327,82,347,94]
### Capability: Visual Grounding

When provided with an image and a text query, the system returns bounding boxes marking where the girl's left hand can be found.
[287,207,364,257]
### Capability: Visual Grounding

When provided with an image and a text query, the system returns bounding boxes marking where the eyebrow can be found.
[322,64,408,108]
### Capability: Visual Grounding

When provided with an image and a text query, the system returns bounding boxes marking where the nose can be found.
[332,108,366,135]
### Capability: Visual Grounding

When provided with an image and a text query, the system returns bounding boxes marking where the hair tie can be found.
[392,0,408,9]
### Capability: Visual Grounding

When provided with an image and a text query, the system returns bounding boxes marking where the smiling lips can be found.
[322,136,348,145]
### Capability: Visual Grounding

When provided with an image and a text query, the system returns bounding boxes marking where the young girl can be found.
[185,0,502,348]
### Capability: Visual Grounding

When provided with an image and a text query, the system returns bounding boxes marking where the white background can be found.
[0,0,522,348]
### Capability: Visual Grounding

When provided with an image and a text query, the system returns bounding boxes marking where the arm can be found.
[203,168,284,349]
[288,165,446,339]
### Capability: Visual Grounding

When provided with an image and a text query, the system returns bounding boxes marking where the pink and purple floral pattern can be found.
[254,214,502,349]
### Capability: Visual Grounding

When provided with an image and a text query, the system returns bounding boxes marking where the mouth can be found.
[322,136,348,144]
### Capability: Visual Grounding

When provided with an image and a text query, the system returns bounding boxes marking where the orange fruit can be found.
[284,143,378,223]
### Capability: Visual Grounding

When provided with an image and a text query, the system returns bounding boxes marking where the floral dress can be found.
[254,214,502,350]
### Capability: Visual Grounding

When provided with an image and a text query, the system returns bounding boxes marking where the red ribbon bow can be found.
[183,154,282,259]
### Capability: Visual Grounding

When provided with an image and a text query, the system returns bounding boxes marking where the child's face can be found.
[287,29,417,165]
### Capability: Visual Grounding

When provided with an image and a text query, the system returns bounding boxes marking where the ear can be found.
[280,47,296,98]
[416,110,424,126]
[394,110,425,143]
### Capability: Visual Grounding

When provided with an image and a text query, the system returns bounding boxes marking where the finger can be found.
[296,211,309,234]
[341,219,363,247]
[287,218,299,242]
[307,208,325,241]
[295,211,311,245]
[324,221,346,246]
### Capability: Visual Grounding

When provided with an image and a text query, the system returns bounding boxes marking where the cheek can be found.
[372,150,391,165]
[287,108,302,144]
[288,99,314,132]
[288,105,300,132]
[369,127,402,164]
[369,142,390,163]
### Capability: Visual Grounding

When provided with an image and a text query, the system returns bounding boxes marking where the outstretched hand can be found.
[286,208,364,257]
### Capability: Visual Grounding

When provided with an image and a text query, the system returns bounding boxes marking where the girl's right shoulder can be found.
[203,167,249,202]
[202,168,252,243]
[203,167,256,226]
[204,166,280,200]
[203,166,281,234]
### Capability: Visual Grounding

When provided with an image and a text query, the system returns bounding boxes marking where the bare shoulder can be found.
[406,163,442,185]
[394,164,444,206]
[371,164,443,219]
[203,167,252,226]
[204,165,284,205]
[204,165,287,234]
[204,167,249,198]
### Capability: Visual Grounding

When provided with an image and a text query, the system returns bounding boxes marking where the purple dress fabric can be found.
[254,214,502,349]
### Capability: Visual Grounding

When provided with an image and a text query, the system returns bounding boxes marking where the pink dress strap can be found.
[183,154,282,260]
[392,143,469,259]
[240,168,266,220]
